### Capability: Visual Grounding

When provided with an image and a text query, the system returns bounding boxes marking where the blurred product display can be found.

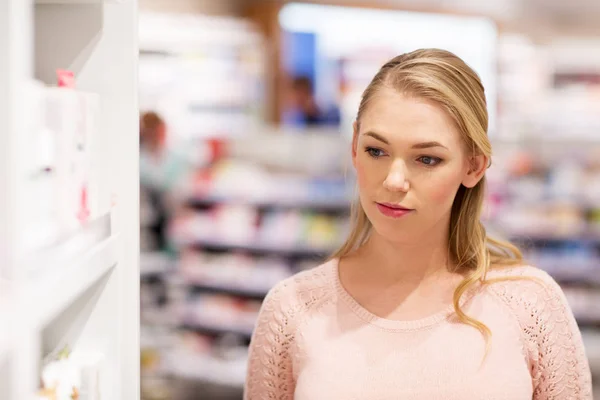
[138,4,600,400]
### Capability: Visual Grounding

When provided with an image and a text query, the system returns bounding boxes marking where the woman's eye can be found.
[418,156,442,166]
[366,147,386,158]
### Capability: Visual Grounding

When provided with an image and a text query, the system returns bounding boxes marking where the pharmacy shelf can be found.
[0,0,138,397]
[511,234,600,246]
[189,238,335,259]
[180,322,254,340]
[582,331,600,377]
[28,235,118,329]
[140,252,173,278]
[166,348,247,388]
[188,283,268,301]
[188,196,351,212]
[2,214,117,329]
[0,215,121,399]
[576,317,600,330]
[549,273,600,289]
[0,214,116,332]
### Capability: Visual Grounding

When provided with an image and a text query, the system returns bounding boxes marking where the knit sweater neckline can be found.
[329,258,472,331]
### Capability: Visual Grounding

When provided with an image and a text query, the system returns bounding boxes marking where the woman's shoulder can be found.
[483,264,569,318]
[486,263,552,278]
[261,258,337,313]
[485,264,560,290]
[482,264,592,396]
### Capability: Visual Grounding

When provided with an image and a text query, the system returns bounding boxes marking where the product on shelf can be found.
[171,205,348,253]
[179,251,292,294]
[56,69,76,88]
[140,253,176,327]
[38,357,80,400]
[180,293,261,335]
[44,81,98,230]
[487,144,600,239]
[140,326,175,400]
[24,79,59,253]
[23,76,100,254]
[37,346,103,400]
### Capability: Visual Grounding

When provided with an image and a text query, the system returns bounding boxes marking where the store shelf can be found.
[140,252,173,278]
[167,351,246,390]
[576,317,600,330]
[582,331,600,377]
[169,370,245,392]
[510,233,600,247]
[180,323,254,340]
[188,196,351,212]
[550,274,600,288]
[1,0,138,396]
[188,283,268,301]
[190,238,334,259]
[0,214,118,330]
[28,234,118,329]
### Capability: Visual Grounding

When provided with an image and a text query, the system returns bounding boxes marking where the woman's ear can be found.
[462,154,488,188]
[351,121,359,167]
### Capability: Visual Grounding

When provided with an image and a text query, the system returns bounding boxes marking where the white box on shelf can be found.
[42,87,99,235]
[20,80,61,254]
[70,351,104,400]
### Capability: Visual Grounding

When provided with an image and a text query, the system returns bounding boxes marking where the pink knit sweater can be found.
[245,259,593,399]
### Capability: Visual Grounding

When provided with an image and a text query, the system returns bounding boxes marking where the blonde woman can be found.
[244,49,593,399]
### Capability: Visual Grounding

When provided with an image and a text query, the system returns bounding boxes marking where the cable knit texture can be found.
[244,259,593,400]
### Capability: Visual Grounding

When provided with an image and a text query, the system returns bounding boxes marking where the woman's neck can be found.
[337,227,464,321]
[355,228,455,284]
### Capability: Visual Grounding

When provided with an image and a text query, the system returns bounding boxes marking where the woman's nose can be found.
[383,160,409,192]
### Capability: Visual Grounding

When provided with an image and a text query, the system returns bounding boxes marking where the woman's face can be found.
[352,87,486,244]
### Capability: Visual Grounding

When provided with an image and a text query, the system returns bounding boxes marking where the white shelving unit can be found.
[0,0,138,399]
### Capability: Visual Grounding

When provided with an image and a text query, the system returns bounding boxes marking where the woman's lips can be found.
[375,202,414,218]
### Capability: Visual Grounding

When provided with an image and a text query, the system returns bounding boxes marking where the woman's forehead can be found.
[359,89,462,147]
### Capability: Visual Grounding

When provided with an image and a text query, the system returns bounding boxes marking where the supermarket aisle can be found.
[138,4,600,399]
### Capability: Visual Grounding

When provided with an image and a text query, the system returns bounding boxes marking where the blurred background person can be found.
[140,111,171,250]
[283,75,340,127]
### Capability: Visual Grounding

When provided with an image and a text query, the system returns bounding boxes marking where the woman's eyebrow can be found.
[363,131,449,151]
[411,141,449,150]
[363,131,389,145]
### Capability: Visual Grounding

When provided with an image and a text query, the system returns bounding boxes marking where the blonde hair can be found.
[332,48,523,347]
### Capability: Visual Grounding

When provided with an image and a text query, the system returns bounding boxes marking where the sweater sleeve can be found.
[489,267,593,399]
[244,281,297,400]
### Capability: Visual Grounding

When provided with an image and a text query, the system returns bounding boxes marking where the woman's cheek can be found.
[355,156,387,193]
[355,158,369,189]
[427,173,462,205]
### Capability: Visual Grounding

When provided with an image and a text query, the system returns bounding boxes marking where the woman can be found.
[244,49,592,399]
